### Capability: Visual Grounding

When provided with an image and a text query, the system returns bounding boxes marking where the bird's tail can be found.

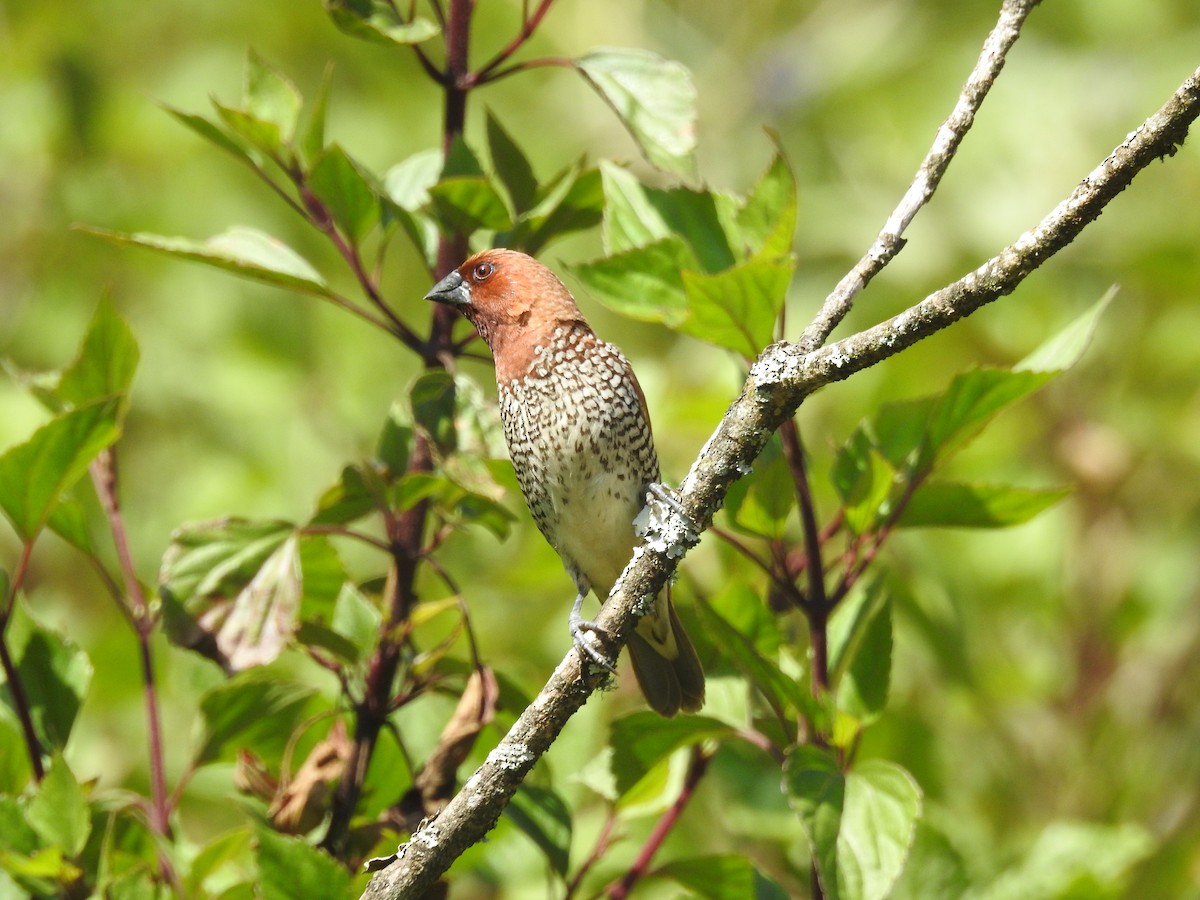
[627,594,705,717]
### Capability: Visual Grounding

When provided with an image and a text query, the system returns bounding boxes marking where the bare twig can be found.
[362,63,1200,900]
[798,0,1042,352]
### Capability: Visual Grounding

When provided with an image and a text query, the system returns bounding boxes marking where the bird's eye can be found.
[472,261,495,281]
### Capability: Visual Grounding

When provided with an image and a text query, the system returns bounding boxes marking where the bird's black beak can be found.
[424,270,471,307]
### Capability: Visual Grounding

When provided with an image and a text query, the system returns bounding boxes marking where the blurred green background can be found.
[2,0,1198,896]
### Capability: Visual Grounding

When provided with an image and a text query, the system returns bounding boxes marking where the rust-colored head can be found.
[425,248,591,381]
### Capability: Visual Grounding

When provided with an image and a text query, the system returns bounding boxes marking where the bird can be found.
[425,248,705,716]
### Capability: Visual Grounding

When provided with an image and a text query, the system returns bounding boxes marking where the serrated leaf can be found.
[569,237,695,326]
[0,398,121,540]
[307,144,381,242]
[599,161,671,254]
[1016,286,1115,374]
[83,226,332,296]
[26,756,90,856]
[486,110,538,214]
[899,482,1070,529]
[244,51,301,147]
[56,298,139,408]
[576,49,697,178]
[255,826,351,900]
[507,784,572,878]
[736,146,798,260]
[427,176,512,235]
[679,257,791,358]
[325,0,439,47]
[207,533,303,671]
[2,598,93,751]
[609,712,731,798]
[784,751,921,900]
[196,672,316,765]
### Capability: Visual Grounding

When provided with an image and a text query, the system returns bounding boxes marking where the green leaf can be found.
[832,591,892,727]
[83,226,332,297]
[598,163,738,272]
[971,821,1153,900]
[872,396,938,469]
[2,598,93,751]
[693,593,815,727]
[0,397,121,540]
[196,671,316,765]
[784,750,922,900]
[736,146,798,260]
[831,427,897,535]
[507,164,603,256]
[0,718,34,793]
[609,712,732,798]
[507,784,572,878]
[255,827,351,900]
[299,63,333,165]
[576,49,698,178]
[243,51,302,147]
[569,237,695,326]
[426,176,512,235]
[55,299,140,408]
[650,855,759,899]
[0,795,39,853]
[888,821,969,900]
[924,368,1052,465]
[162,104,259,166]
[486,111,538,214]
[376,403,414,475]
[325,0,439,47]
[410,370,457,456]
[310,463,382,526]
[899,482,1070,529]
[26,756,90,856]
[1016,286,1115,374]
[214,102,288,161]
[382,149,441,265]
[723,435,795,539]
[328,582,382,663]
[679,257,792,358]
[212,534,305,671]
[307,144,381,243]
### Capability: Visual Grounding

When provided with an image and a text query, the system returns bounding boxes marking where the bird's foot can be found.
[570,593,617,673]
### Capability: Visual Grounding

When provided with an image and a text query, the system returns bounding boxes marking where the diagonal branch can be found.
[362,63,1200,900]
[799,0,1041,352]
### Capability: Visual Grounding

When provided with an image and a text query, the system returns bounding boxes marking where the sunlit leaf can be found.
[831,590,892,727]
[576,49,698,178]
[0,398,121,540]
[325,0,439,46]
[163,104,260,166]
[899,482,1071,529]
[506,163,603,256]
[55,298,139,408]
[599,161,671,254]
[609,712,731,798]
[83,226,332,296]
[26,756,90,857]
[307,144,381,242]
[300,63,334,165]
[244,50,302,147]
[831,427,897,534]
[486,110,538,214]
[679,257,792,358]
[569,237,695,326]
[736,146,798,260]
[723,435,794,539]
[410,370,457,456]
[1016,286,1115,374]
[427,176,512,235]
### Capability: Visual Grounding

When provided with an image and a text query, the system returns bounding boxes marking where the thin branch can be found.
[472,0,558,84]
[0,540,44,781]
[362,64,1200,900]
[798,0,1042,352]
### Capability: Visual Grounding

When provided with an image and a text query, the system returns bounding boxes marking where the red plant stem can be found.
[0,539,44,781]
[91,451,171,839]
[605,749,711,900]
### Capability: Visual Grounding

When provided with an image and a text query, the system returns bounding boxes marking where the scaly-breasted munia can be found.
[426,248,704,716]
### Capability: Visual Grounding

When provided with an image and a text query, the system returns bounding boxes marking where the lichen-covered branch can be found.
[362,63,1200,900]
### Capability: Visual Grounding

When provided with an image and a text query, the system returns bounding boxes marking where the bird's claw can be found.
[569,600,618,673]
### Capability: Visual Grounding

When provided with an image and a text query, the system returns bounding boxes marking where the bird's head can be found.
[425,249,588,359]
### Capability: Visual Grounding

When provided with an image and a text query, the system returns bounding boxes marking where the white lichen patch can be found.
[487,742,535,771]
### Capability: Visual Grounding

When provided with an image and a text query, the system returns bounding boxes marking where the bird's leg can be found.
[638,483,701,549]
[569,591,618,673]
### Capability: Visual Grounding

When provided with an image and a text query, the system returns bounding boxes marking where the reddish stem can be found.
[0,539,44,781]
